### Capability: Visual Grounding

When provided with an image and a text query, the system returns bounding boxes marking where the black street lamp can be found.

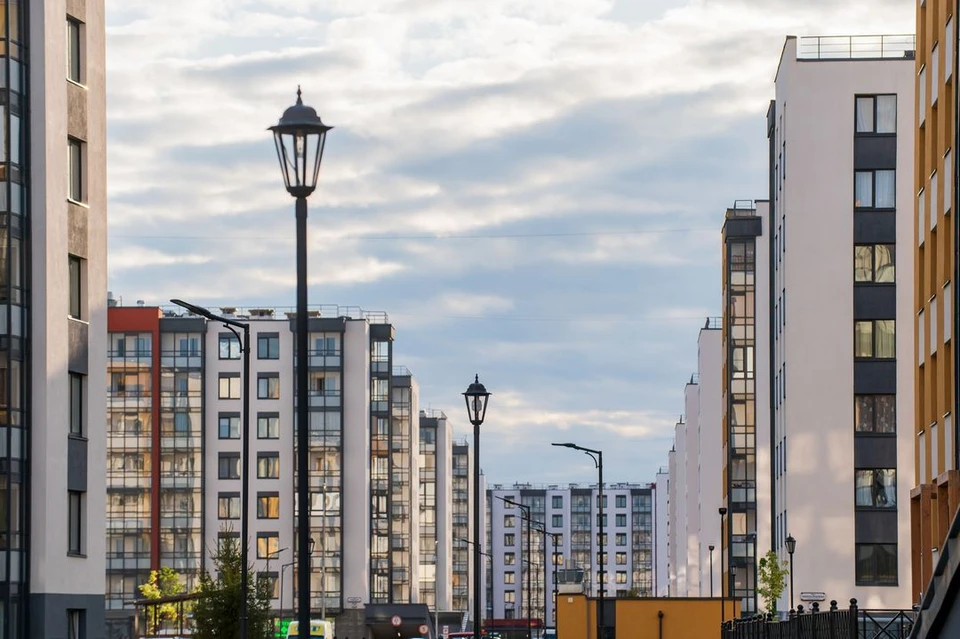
[171,299,251,638]
[708,545,715,598]
[552,443,604,639]
[718,507,727,625]
[530,522,561,634]
[785,534,796,612]
[269,87,333,637]
[496,496,532,639]
[464,376,491,639]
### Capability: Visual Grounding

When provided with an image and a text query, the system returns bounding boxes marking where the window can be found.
[616,571,627,584]
[69,373,84,436]
[855,395,896,433]
[856,543,898,585]
[67,19,82,83]
[68,137,83,202]
[257,493,280,519]
[258,373,280,399]
[69,256,82,318]
[68,491,83,554]
[854,320,896,358]
[552,514,563,527]
[218,374,241,399]
[67,609,85,639]
[258,572,280,599]
[218,334,240,359]
[218,413,240,440]
[616,552,627,565]
[504,552,515,565]
[218,453,240,480]
[615,514,627,527]
[256,533,280,559]
[218,532,239,552]
[616,495,627,509]
[854,245,895,283]
[616,533,627,546]
[597,514,607,527]
[504,534,515,546]
[504,591,515,604]
[257,453,280,479]
[855,95,897,133]
[504,514,515,527]
[504,571,515,584]
[217,493,240,519]
[257,334,280,359]
[855,469,897,508]
[553,552,564,565]
[258,413,279,439]
[855,170,896,208]
[552,495,563,508]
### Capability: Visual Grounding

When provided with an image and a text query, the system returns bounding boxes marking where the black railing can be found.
[723,600,915,639]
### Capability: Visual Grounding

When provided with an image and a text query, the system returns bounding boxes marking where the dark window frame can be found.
[257,492,280,519]
[854,394,897,434]
[257,333,280,360]
[69,255,82,319]
[257,452,280,479]
[69,372,84,436]
[257,412,280,439]
[218,333,240,360]
[218,412,240,440]
[257,373,280,400]
[67,18,82,84]
[854,94,898,135]
[218,453,241,480]
[68,137,83,202]
[68,490,83,555]
[855,543,898,586]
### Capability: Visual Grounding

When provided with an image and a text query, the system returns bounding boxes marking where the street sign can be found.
[419,624,430,634]
[800,591,826,602]
[391,615,402,627]
[442,624,450,637]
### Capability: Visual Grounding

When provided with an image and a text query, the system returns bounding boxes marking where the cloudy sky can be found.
[105,0,912,486]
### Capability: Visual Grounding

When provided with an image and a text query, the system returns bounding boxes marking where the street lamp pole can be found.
[531,522,560,633]
[171,299,251,639]
[552,443,604,639]
[708,545,715,598]
[785,534,796,612]
[464,377,491,639]
[495,496,532,639]
[719,507,727,625]
[269,88,332,637]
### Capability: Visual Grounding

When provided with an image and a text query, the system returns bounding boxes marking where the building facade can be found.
[106,304,446,627]
[912,0,960,604]
[485,483,654,628]
[419,410,453,612]
[767,35,915,610]
[3,1,110,637]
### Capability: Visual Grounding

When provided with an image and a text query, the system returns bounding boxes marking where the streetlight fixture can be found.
[464,375,491,639]
[551,443,604,639]
[171,299,251,639]
[785,534,797,612]
[708,545,715,598]
[530,522,561,634]
[269,87,333,637]
[718,507,727,625]
[495,495,532,639]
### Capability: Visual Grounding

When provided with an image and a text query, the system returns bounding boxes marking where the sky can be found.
[104,0,913,486]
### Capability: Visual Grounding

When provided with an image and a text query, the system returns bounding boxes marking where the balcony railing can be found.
[797,35,916,61]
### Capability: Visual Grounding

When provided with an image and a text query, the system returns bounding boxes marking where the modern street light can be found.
[708,545,715,598]
[552,443,604,639]
[464,376,491,639]
[719,507,727,625]
[495,495,532,639]
[269,87,332,637]
[171,299,251,639]
[785,534,797,612]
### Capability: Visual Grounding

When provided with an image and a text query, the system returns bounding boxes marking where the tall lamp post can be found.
[280,539,314,619]
[495,496,532,639]
[718,507,727,625]
[785,534,796,612]
[531,523,561,633]
[464,376,491,639]
[552,443,604,639]
[708,545,715,598]
[171,299,251,638]
[269,88,332,636]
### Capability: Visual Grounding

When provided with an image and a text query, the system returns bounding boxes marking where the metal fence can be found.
[722,600,915,639]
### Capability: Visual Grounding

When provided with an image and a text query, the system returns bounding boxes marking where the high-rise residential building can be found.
[418,410,453,612]
[912,0,959,604]
[654,467,670,597]
[105,304,446,628]
[485,483,654,627]
[451,441,486,628]
[0,1,110,637]
[763,35,915,611]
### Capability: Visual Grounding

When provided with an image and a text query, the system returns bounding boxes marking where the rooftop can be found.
[489,482,654,491]
[797,34,915,61]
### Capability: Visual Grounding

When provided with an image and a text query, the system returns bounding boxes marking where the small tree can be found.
[192,535,272,639]
[756,549,790,615]
[139,566,186,633]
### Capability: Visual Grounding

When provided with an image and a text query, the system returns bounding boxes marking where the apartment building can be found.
[0,1,111,637]
[912,0,960,604]
[485,483,654,627]
[765,35,915,610]
[654,467,670,597]
[106,304,439,627]
[419,410,453,612]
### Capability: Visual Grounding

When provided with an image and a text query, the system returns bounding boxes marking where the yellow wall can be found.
[557,594,739,639]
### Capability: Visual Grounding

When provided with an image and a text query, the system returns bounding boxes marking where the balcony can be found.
[797,34,916,60]
[307,389,341,409]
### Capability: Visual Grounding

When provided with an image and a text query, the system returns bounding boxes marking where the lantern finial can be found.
[296,85,302,104]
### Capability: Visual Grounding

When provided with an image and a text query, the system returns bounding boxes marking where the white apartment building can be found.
[486,483,655,627]
[765,35,915,610]
[419,409,454,612]
[17,0,109,637]
[654,467,670,597]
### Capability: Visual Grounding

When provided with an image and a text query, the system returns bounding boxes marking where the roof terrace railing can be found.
[798,34,916,61]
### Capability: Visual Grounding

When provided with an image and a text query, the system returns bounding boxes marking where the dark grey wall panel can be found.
[855,510,898,544]
[854,211,896,244]
[68,436,88,492]
[723,217,763,239]
[30,593,106,639]
[854,361,897,394]
[160,316,206,332]
[853,286,896,319]
[854,436,898,468]
[68,318,88,374]
[854,136,897,170]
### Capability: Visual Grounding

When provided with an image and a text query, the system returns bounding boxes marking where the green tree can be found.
[756,550,790,615]
[192,535,272,639]
[139,566,187,633]
[620,586,642,598]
